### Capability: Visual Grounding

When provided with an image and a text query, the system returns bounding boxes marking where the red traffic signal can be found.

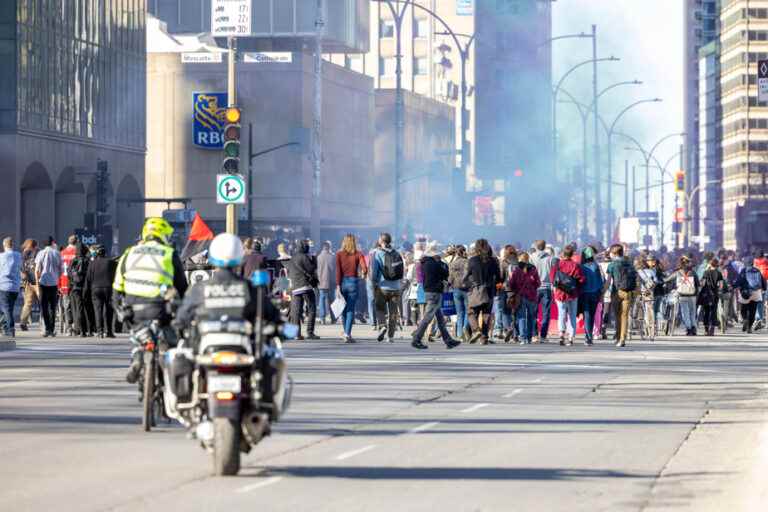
[675,171,685,192]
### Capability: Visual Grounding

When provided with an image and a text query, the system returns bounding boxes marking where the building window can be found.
[380,19,395,38]
[414,18,429,39]
[379,57,396,76]
[414,57,428,75]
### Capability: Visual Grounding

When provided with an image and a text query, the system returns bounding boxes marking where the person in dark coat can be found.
[85,245,118,338]
[287,239,318,340]
[699,258,724,336]
[240,238,266,280]
[463,239,503,345]
[411,247,460,350]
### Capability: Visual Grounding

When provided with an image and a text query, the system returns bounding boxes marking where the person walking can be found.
[58,235,78,336]
[507,252,540,344]
[666,256,699,336]
[34,236,62,337]
[335,234,367,343]
[316,241,336,325]
[287,239,319,340]
[550,245,585,346]
[67,242,91,336]
[605,244,637,347]
[448,245,469,340]
[579,246,604,346]
[699,258,724,336]
[85,245,117,338]
[240,238,266,279]
[736,257,766,333]
[464,239,502,345]
[411,247,460,350]
[530,240,557,343]
[492,245,517,340]
[18,239,39,331]
[0,237,22,339]
[371,233,404,343]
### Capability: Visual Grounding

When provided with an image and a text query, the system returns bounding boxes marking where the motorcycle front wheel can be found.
[142,352,155,432]
[213,417,241,476]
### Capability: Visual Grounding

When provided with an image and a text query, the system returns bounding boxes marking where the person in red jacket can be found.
[58,235,78,336]
[507,252,541,344]
[550,244,585,346]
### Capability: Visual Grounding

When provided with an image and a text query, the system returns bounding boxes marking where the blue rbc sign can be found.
[193,92,228,149]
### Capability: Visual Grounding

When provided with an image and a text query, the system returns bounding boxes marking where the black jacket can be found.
[463,255,503,293]
[240,251,266,280]
[86,256,117,291]
[421,256,449,294]
[287,245,318,291]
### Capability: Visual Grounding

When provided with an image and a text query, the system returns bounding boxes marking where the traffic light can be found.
[675,170,685,192]
[222,107,241,174]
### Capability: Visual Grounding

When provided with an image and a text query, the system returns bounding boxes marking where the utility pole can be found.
[225,36,238,235]
[310,0,324,244]
[247,123,254,237]
[592,24,602,242]
[624,160,629,216]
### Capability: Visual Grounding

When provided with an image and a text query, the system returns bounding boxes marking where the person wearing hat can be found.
[411,246,460,350]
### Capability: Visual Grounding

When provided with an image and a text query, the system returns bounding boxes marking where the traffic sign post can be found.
[759,59,768,104]
[217,174,246,204]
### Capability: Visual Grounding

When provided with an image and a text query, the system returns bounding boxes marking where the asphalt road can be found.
[2,324,768,512]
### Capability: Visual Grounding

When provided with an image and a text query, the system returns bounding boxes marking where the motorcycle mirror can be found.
[282,323,300,340]
[251,270,271,287]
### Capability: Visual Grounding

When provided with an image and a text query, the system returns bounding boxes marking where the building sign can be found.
[193,93,228,149]
[217,174,246,204]
[759,59,768,103]
[211,0,251,37]
[243,52,293,64]
[457,0,474,15]
[182,52,223,64]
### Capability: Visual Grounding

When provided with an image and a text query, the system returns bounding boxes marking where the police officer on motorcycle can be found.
[174,233,282,345]
[113,217,188,383]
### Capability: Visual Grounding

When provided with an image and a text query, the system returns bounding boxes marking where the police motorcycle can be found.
[164,234,295,476]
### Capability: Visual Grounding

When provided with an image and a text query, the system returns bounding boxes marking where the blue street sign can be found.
[193,92,228,149]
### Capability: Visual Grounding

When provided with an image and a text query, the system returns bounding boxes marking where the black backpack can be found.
[68,257,88,287]
[554,269,577,294]
[381,250,405,281]
[614,262,637,292]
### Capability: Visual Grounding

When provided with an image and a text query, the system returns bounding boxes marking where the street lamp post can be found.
[686,180,722,247]
[606,98,662,243]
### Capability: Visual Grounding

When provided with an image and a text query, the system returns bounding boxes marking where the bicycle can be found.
[130,320,170,432]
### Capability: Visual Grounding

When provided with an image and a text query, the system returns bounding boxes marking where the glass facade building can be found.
[13,0,146,149]
[698,40,722,249]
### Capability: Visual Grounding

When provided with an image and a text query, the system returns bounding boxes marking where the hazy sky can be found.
[553,0,685,221]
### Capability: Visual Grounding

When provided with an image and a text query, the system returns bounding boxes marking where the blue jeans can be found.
[493,291,513,332]
[537,288,553,338]
[679,296,697,330]
[516,297,537,342]
[341,277,360,336]
[0,291,19,336]
[557,299,578,336]
[453,289,468,336]
[366,280,376,325]
[413,292,452,343]
[581,292,600,342]
[318,289,336,322]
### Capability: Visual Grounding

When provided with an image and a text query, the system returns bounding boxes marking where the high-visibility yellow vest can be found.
[113,241,175,299]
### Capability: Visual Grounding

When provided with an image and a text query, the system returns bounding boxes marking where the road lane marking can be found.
[408,421,440,434]
[335,445,377,461]
[236,476,284,493]
[503,389,524,398]
[460,403,490,413]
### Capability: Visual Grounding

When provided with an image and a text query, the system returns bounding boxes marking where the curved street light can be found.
[605,98,663,242]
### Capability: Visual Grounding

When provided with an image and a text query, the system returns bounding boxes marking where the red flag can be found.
[188,212,214,241]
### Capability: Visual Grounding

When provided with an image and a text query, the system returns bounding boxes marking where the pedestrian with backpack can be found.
[550,244,585,346]
[736,256,766,333]
[699,258,725,336]
[605,244,637,347]
[667,256,700,336]
[579,246,604,346]
[530,240,558,343]
[371,233,404,343]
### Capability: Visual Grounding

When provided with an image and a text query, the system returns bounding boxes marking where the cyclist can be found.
[114,218,188,383]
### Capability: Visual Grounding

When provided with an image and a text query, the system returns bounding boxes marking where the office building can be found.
[719,1,768,249]
[684,0,719,245]
[698,40,723,250]
[0,0,147,250]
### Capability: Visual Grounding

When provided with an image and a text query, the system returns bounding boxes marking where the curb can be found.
[0,340,16,351]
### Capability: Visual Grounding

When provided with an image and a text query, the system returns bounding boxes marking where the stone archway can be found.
[20,162,54,243]
[115,174,144,252]
[55,166,86,243]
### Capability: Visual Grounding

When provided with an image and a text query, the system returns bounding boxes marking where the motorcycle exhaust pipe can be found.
[242,411,270,446]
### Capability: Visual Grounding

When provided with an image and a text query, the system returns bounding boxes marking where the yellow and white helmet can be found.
[141,217,174,245]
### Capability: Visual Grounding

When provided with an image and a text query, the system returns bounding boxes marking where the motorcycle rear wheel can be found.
[213,417,240,476]
[142,353,155,432]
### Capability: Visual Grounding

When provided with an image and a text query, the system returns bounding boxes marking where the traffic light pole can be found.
[225,36,238,235]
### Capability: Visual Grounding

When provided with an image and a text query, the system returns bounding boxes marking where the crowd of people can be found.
[1,228,768,350]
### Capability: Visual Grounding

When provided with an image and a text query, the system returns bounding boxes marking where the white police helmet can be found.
[208,233,244,268]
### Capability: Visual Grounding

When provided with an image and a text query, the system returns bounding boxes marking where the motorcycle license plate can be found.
[208,375,241,393]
